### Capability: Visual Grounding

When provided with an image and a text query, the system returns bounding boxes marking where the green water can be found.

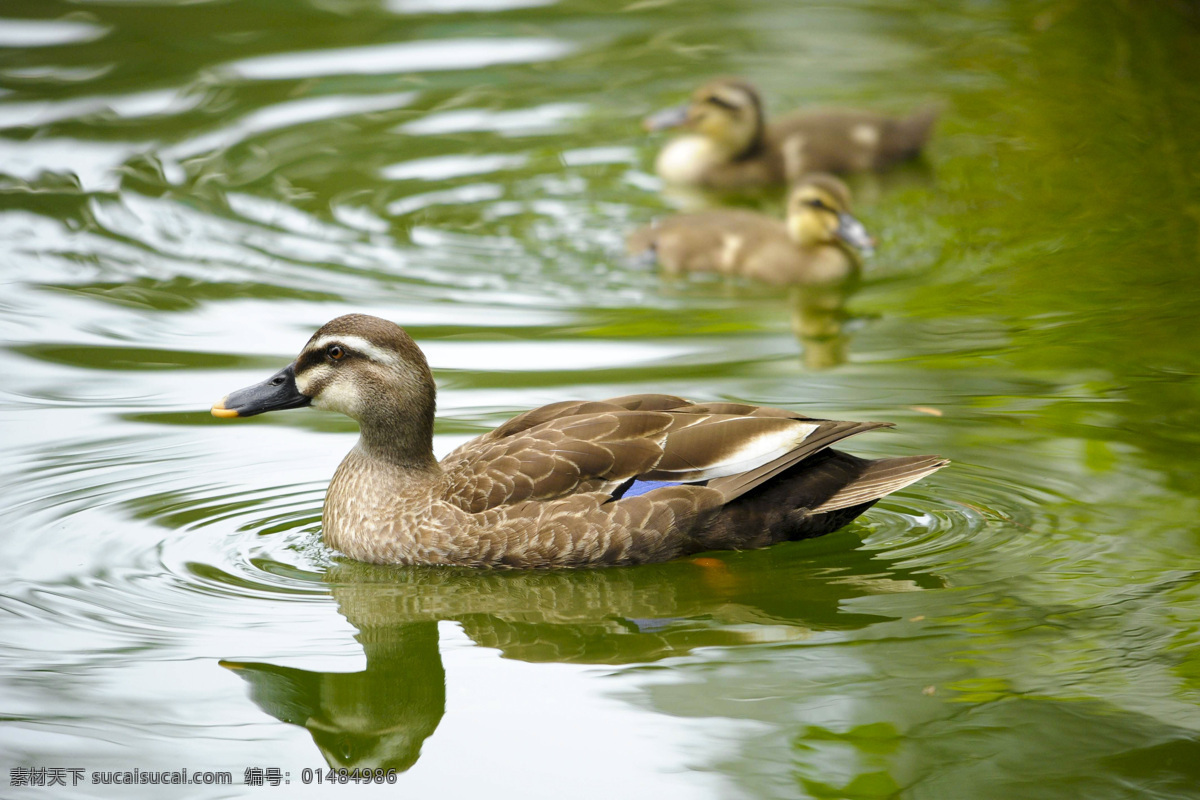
[2,0,1200,797]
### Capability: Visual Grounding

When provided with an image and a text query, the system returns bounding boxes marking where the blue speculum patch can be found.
[612,479,686,500]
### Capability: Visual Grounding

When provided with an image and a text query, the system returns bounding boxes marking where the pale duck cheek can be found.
[311,380,362,418]
[293,364,328,397]
[294,369,312,395]
[296,364,360,417]
[788,214,826,246]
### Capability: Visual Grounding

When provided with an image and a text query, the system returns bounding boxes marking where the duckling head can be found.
[785,174,875,257]
[212,315,437,466]
[644,78,765,157]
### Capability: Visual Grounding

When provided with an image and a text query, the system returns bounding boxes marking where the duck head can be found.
[212,314,437,467]
[785,174,875,257]
[644,78,765,158]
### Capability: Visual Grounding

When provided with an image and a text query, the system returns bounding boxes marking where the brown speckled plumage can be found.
[648,78,938,190]
[214,315,946,568]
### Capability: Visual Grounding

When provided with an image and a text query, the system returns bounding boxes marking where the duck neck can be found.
[356,396,440,474]
[729,109,766,161]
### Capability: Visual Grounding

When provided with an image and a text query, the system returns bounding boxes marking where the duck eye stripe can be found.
[308,335,400,369]
[705,95,741,111]
[296,350,323,372]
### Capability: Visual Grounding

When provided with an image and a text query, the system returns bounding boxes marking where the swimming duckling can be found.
[627,174,873,286]
[646,78,938,190]
[212,315,945,569]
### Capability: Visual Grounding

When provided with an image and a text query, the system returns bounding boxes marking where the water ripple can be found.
[0,18,108,48]
[227,38,574,81]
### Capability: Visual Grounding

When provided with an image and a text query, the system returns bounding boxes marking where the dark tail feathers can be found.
[881,105,941,165]
[815,454,947,513]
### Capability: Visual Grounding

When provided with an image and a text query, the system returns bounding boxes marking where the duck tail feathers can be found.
[896,105,940,154]
[813,454,948,513]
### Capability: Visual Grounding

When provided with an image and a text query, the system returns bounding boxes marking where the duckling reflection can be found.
[222,540,943,771]
[629,174,872,368]
[645,78,938,191]
[789,284,856,370]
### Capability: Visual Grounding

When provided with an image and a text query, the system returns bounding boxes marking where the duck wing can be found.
[767,107,938,176]
[627,212,788,276]
[439,395,886,514]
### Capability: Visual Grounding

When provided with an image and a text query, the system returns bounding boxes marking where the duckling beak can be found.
[643,104,690,132]
[835,213,876,257]
[211,363,311,419]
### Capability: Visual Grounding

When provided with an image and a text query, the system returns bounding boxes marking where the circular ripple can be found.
[860,463,1058,577]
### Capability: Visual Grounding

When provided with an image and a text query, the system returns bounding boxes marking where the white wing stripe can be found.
[660,420,818,481]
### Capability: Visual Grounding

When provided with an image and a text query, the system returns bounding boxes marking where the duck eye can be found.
[806,198,828,210]
[327,345,345,361]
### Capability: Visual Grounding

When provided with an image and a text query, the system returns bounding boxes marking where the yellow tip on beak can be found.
[210,398,240,419]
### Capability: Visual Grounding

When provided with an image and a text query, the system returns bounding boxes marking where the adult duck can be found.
[212,315,945,568]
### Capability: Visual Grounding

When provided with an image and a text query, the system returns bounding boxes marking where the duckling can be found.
[646,78,938,190]
[627,174,873,286]
[212,314,945,569]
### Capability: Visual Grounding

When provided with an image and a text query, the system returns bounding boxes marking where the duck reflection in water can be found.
[222,540,942,772]
[789,283,857,370]
[629,174,874,368]
[222,623,442,773]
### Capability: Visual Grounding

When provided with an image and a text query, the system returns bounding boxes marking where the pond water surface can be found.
[3,1,1200,798]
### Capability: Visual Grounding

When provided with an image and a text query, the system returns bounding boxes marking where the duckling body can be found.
[628,174,872,286]
[213,315,945,569]
[647,79,938,190]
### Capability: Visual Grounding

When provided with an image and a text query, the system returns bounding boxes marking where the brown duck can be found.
[646,78,938,190]
[212,315,946,568]
[627,173,873,286]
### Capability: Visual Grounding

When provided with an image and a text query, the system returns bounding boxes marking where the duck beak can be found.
[643,104,690,132]
[211,363,311,419]
[835,213,876,257]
